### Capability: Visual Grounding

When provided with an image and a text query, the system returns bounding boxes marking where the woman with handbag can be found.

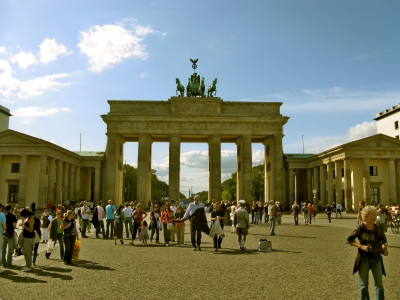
[347,206,388,300]
[161,203,173,247]
[20,208,35,272]
[129,204,147,245]
[114,205,125,245]
[61,210,79,265]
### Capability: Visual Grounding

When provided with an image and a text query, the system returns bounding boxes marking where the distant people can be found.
[336,203,343,218]
[302,204,309,225]
[123,202,133,239]
[292,201,300,225]
[131,204,148,245]
[161,203,173,247]
[325,204,332,223]
[80,201,91,238]
[268,200,277,235]
[105,200,116,239]
[41,208,51,243]
[230,201,237,232]
[356,201,366,225]
[347,206,388,299]
[234,200,250,250]
[150,204,161,243]
[46,210,65,260]
[13,204,21,220]
[276,201,282,224]
[92,201,106,238]
[139,220,149,245]
[308,203,314,224]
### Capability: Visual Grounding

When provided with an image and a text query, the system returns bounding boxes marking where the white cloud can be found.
[0,59,70,98]
[39,38,69,63]
[78,24,152,72]
[61,107,71,111]
[180,150,208,169]
[303,121,377,153]
[252,150,264,165]
[12,106,71,124]
[0,47,6,54]
[10,50,37,69]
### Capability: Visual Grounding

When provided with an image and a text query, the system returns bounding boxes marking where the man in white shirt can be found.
[81,201,91,238]
[182,195,205,251]
[95,202,106,238]
[169,200,177,242]
[122,203,133,238]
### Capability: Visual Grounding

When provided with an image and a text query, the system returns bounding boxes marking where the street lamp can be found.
[258,170,263,201]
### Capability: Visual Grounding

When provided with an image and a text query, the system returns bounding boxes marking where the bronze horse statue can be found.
[207,78,217,97]
[175,78,185,97]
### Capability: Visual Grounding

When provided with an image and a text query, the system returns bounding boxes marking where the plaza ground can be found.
[1,212,400,300]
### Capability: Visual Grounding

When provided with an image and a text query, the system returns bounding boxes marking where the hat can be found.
[239,200,246,204]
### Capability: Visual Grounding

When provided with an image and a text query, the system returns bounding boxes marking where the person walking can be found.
[336,203,343,218]
[80,201,91,238]
[105,200,116,239]
[210,202,226,251]
[325,204,332,223]
[20,208,35,272]
[150,204,161,243]
[292,201,300,225]
[122,203,133,238]
[46,210,65,260]
[234,200,250,250]
[160,203,173,247]
[114,205,125,245]
[61,210,79,265]
[302,204,309,225]
[2,204,17,268]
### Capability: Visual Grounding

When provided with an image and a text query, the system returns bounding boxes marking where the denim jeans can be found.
[53,233,65,259]
[254,213,259,224]
[63,235,76,263]
[358,259,384,300]
[150,221,159,242]
[106,219,114,238]
[269,216,276,234]
[162,222,169,245]
[124,217,133,238]
[2,235,14,267]
[264,212,269,224]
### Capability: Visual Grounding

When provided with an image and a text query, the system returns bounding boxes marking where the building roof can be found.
[74,151,105,157]
[284,153,314,159]
[374,104,400,121]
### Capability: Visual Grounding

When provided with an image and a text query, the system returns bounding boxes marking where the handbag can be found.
[2,230,13,239]
[368,242,384,255]
[34,230,41,244]
[167,223,174,231]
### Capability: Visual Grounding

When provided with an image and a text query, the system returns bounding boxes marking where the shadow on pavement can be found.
[273,249,302,254]
[72,260,115,271]
[213,249,259,255]
[1,270,48,283]
[30,267,73,280]
[251,233,316,239]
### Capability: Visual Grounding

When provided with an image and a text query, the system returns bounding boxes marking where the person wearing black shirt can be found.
[2,204,17,267]
[210,202,226,251]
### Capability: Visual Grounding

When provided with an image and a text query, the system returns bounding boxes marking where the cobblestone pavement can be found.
[1,212,399,300]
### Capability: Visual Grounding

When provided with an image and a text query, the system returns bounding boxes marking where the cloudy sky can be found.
[1,1,399,197]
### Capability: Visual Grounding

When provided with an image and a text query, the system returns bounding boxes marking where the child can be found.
[139,220,149,245]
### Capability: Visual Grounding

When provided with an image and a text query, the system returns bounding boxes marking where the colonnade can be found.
[287,157,399,211]
[7,155,101,209]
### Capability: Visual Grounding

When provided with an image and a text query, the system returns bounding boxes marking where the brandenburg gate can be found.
[101,60,289,206]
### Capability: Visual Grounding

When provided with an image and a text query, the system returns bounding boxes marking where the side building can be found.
[0,126,105,210]
[284,134,400,211]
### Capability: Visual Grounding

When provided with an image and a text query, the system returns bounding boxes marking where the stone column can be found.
[307,168,312,202]
[237,135,252,202]
[326,162,334,205]
[388,159,397,204]
[288,168,295,206]
[313,166,319,200]
[55,160,63,205]
[137,135,152,207]
[47,158,56,203]
[62,162,69,202]
[169,134,181,202]
[38,155,48,208]
[85,168,92,200]
[319,164,327,208]
[344,158,352,211]
[335,160,342,205]
[68,165,75,202]
[19,155,28,207]
[105,133,124,203]
[362,158,370,205]
[94,166,100,203]
[273,135,284,202]
[208,135,221,202]
[74,166,81,199]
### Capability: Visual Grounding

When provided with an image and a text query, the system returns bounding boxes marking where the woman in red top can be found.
[130,204,148,245]
[161,203,173,247]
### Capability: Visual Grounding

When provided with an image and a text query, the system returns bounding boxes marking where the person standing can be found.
[356,201,365,225]
[122,203,133,238]
[347,206,388,299]
[292,201,300,225]
[268,200,277,236]
[302,204,309,225]
[80,201,91,238]
[336,203,343,218]
[325,204,332,223]
[94,201,106,238]
[276,201,282,225]
[114,205,125,245]
[308,203,314,224]
[149,204,161,243]
[2,204,17,268]
[41,208,51,243]
[169,200,177,242]
[105,200,116,239]
[174,206,185,247]
[234,200,250,250]
[160,203,173,247]
[210,202,226,251]
[30,201,36,215]
[130,204,148,245]
[20,208,35,271]
[61,210,79,265]
[46,210,65,260]
[181,195,208,251]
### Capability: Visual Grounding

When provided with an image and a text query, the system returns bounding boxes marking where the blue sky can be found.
[1,1,399,196]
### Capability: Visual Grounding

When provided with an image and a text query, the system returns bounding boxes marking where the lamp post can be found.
[258,170,263,202]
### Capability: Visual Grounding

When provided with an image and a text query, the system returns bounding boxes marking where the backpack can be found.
[303,207,309,214]
[294,206,300,213]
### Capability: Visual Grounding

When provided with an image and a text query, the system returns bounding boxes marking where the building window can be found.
[11,163,20,173]
[395,121,399,130]
[370,187,379,205]
[9,185,19,202]
[370,166,378,176]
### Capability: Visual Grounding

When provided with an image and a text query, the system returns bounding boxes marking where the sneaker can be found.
[22,267,31,272]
